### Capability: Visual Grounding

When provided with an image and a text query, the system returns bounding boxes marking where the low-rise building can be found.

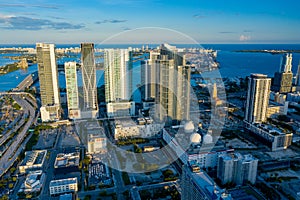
[163,127,231,167]
[88,162,111,186]
[54,152,80,169]
[112,117,163,140]
[19,150,47,174]
[107,101,135,118]
[244,121,293,151]
[270,91,286,104]
[79,121,107,153]
[287,92,300,103]
[59,193,73,200]
[267,102,288,118]
[88,131,107,154]
[19,170,45,194]
[49,177,78,196]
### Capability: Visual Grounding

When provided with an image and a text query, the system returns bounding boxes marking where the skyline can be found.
[0,0,299,44]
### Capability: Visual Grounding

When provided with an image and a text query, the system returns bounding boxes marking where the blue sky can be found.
[0,0,299,44]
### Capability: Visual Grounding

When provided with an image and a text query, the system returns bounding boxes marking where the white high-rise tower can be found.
[245,74,271,124]
[280,53,292,72]
[104,49,130,102]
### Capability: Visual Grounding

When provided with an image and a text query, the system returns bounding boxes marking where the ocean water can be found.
[0,44,300,92]
[202,44,300,78]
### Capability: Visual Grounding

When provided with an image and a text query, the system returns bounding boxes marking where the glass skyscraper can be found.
[81,43,98,118]
[65,62,80,119]
[36,43,60,122]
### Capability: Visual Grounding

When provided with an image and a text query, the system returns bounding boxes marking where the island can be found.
[233,49,300,54]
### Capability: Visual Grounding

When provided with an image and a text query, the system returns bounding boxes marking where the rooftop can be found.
[187,165,230,199]
[54,152,80,168]
[254,123,292,135]
[59,193,73,200]
[50,177,77,187]
[21,150,47,167]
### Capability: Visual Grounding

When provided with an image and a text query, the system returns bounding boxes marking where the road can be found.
[0,94,37,177]
[13,71,38,92]
[110,149,126,200]
[0,114,26,147]
[38,128,62,200]
[130,181,177,200]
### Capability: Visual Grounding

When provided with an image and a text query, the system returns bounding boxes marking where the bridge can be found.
[13,71,38,91]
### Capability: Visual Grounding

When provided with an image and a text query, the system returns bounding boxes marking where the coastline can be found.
[233,49,300,54]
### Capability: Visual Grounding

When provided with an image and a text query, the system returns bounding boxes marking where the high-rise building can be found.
[217,154,234,185]
[36,43,60,122]
[217,153,258,185]
[279,53,293,72]
[272,53,293,93]
[181,164,232,200]
[65,62,80,119]
[141,44,190,123]
[245,74,271,124]
[295,62,300,88]
[156,51,191,123]
[81,43,98,118]
[104,49,136,118]
[237,154,258,185]
[104,49,130,102]
[141,50,160,101]
[272,72,293,93]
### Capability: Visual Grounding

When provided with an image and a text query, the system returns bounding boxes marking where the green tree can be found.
[10,167,16,174]
[163,169,174,178]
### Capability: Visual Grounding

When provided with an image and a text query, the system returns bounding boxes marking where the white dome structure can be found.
[190,133,202,144]
[203,134,213,144]
[184,121,194,133]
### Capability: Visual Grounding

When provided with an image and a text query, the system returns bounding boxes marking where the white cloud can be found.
[0,14,15,19]
[239,34,251,41]
[0,15,84,30]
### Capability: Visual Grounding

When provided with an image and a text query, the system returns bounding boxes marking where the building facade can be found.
[49,177,78,195]
[87,132,107,154]
[272,53,293,93]
[141,44,191,123]
[104,49,130,102]
[245,74,271,124]
[217,153,258,185]
[279,53,292,72]
[106,101,135,118]
[272,72,293,93]
[181,164,232,200]
[244,122,293,151]
[65,62,80,119]
[36,43,61,122]
[81,43,98,118]
[104,49,136,118]
[19,150,47,174]
[157,53,190,122]
[112,118,163,140]
[141,50,160,101]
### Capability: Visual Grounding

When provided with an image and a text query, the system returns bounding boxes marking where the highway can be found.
[0,113,26,147]
[0,93,37,177]
[12,71,38,92]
